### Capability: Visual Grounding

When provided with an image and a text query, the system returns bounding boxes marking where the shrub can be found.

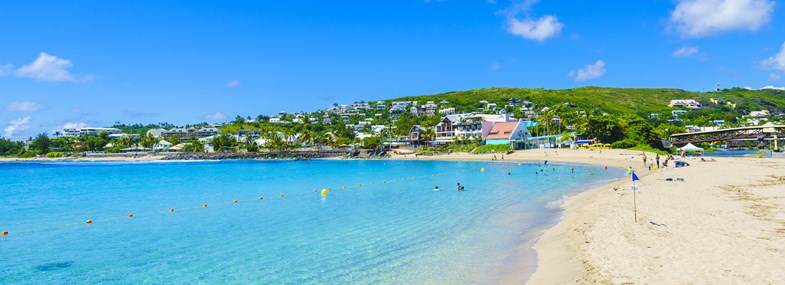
[626,144,669,155]
[611,139,637,149]
[472,144,511,154]
[415,148,438,155]
[45,152,64,158]
[17,151,36,158]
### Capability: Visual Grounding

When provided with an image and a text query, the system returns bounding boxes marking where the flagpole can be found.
[633,180,637,223]
[631,171,639,223]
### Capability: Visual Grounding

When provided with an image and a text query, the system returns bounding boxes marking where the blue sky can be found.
[3,0,785,139]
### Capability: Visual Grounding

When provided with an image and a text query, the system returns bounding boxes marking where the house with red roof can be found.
[483,120,532,149]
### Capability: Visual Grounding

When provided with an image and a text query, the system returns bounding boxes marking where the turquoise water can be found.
[0,160,622,284]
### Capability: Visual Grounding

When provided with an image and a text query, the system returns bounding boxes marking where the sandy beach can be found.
[391,149,785,284]
[5,149,783,284]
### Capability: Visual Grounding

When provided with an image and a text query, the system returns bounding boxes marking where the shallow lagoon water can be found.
[0,160,622,284]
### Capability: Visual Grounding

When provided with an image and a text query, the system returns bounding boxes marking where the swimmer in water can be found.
[434,186,439,192]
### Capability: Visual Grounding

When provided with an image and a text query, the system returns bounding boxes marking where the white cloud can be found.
[503,0,562,42]
[62,122,88,130]
[672,46,699,57]
[7,101,43,112]
[4,117,31,139]
[569,60,606,82]
[203,112,225,121]
[226,80,241,88]
[760,85,785,90]
[508,15,563,42]
[15,52,77,81]
[669,0,774,38]
[761,42,785,73]
[0,52,89,82]
[769,73,781,81]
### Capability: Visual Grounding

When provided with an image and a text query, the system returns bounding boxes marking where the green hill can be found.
[388,87,785,118]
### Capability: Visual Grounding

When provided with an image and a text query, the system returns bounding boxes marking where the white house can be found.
[153,140,173,151]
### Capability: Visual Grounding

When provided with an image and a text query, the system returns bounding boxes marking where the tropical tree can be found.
[140,134,158,148]
[29,133,51,154]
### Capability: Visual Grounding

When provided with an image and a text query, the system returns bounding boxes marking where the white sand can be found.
[389,149,785,284]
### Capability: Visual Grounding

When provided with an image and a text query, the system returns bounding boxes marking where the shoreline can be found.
[384,149,655,284]
[6,149,782,283]
[385,150,785,284]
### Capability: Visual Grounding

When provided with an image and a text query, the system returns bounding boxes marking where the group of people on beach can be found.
[641,153,678,169]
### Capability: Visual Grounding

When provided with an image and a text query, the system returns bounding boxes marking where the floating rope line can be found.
[1,166,495,238]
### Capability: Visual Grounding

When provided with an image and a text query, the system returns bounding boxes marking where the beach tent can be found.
[678,143,704,152]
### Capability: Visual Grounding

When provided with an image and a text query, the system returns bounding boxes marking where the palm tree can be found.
[421,128,436,146]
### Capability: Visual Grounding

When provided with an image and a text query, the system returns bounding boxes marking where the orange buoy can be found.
[1,230,8,236]
[86,220,93,224]
[202,204,208,208]
[128,214,133,218]
[233,200,238,204]
[280,194,284,198]
[169,208,175,213]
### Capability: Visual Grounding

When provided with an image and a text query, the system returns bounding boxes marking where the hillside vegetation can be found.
[388,87,785,118]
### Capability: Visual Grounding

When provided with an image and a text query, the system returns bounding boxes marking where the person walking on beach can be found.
[627,166,633,177]
[643,155,647,167]
[655,154,660,169]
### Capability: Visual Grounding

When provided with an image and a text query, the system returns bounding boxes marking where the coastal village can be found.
[6,87,783,159]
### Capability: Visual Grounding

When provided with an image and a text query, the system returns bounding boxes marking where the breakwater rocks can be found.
[162,151,348,160]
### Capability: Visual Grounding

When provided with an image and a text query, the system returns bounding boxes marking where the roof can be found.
[486,122,519,140]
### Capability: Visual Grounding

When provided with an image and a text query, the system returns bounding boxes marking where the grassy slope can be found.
[387,87,785,117]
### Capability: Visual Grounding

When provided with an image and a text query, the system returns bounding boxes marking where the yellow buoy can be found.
[169,208,175,213]
[128,214,133,218]
[2,230,8,236]
[202,204,208,208]
[321,189,328,196]
[86,220,93,224]
[233,200,238,204]
[481,168,485,172]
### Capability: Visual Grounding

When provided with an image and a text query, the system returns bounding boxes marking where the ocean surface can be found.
[0,160,622,284]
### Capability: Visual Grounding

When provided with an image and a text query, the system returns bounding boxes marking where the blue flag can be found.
[631,172,639,181]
